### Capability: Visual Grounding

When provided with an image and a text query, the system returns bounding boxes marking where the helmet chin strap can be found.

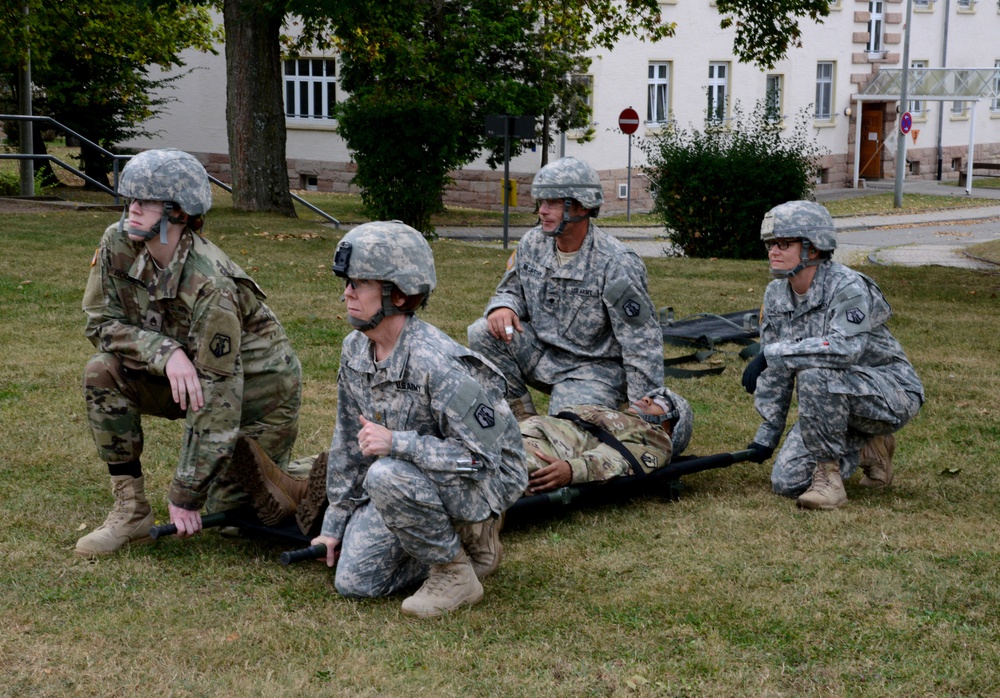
[769,240,822,279]
[347,284,401,332]
[120,203,184,245]
[542,199,590,238]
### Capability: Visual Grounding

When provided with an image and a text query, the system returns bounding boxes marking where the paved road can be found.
[438,180,1000,270]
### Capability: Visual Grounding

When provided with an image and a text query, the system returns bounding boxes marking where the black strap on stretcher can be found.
[554,411,647,477]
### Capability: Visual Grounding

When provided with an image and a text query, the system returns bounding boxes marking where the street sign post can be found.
[618,108,640,221]
[485,114,536,249]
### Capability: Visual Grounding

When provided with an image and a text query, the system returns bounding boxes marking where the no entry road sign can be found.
[619,108,640,135]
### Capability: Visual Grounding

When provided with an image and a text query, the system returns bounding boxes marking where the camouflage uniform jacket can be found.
[483,221,663,402]
[320,316,528,541]
[522,405,673,484]
[83,223,299,508]
[753,260,925,449]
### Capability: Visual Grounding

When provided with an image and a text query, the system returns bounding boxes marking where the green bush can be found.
[0,168,51,197]
[641,103,827,259]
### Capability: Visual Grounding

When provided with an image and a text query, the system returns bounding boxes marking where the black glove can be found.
[741,352,767,394]
[746,442,774,464]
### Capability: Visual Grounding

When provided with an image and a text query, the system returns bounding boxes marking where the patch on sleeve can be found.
[447,376,502,449]
[195,308,241,376]
[90,247,99,267]
[505,249,517,271]
[845,308,866,325]
[604,276,651,325]
[82,263,105,311]
[831,290,871,336]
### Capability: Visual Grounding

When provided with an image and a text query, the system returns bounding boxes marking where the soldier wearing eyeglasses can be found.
[741,201,924,510]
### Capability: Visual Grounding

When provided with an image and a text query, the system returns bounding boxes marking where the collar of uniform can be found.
[345,314,414,383]
[540,223,595,279]
[129,229,195,301]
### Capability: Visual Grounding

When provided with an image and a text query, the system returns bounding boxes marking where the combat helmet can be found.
[530,156,604,236]
[118,148,212,245]
[636,387,693,458]
[760,200,836,279]
[331,221,436,331]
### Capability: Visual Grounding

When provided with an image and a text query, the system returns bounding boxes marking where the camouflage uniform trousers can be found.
[83,351,301,512]
[334,456,495,599]
[467,317,626,414]
[771,367,923,497]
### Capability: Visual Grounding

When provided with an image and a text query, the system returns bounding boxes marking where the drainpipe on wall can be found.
[936,0,951,180]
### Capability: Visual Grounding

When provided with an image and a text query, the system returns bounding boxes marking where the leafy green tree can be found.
[716,0,832,70]
[641,103,828,259]
[0,0,220,188]
[327,0,555,233]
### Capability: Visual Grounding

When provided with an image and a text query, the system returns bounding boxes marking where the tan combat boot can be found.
[230,435,308,526]
[508,393,537,421]
[295,452,330,536]
[75,475,155,557]
[400,548,484,619]
[796,459,848,510]
[859,434,895,488]
[458,513,505,579]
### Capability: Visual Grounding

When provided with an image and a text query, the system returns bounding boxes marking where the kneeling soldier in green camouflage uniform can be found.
[76,148,302,557]
[742,201,924,510]
[311,222,527,619]
[521,387,693,495]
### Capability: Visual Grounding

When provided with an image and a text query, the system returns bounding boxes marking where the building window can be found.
[867,2,884,53]
[956,0,973,8]
[707,62,729,123]
[284,58,337,119]
[571,74,593,109]
[765,74,783,124]
[952,69,969,116]
[909,61,927,116]
[913,0,932,8]
[815,62,834,120]
[992,60,1000,112]
[647,62,671,123]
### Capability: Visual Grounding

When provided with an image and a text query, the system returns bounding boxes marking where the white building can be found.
[125,0,1000,214]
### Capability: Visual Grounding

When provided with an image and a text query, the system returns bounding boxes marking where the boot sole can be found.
[400,587,485,619]
[231,436,297,526]
[796,498,847,510]
[74,534,154,558]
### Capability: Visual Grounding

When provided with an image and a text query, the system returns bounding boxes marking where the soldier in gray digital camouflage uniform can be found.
[521,386,692,494]
[741,201,924,510]
[75,148,302,556]
[310,222,527,619]
[467,156,663,418]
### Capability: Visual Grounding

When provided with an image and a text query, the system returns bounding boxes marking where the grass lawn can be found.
[2,181,999,696]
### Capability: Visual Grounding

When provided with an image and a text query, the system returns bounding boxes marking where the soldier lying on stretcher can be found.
[228,385,693,533]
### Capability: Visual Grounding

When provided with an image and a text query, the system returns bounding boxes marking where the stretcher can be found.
[148,447,757,564]
[148,309,761,560]
[660,308,759,377]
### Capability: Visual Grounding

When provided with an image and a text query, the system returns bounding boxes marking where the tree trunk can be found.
[79,140,111,191]
[29,122,60,187]
[223,0,295,216]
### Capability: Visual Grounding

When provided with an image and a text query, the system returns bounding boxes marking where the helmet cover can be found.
[119,148,212,216]
[530,156,604,211]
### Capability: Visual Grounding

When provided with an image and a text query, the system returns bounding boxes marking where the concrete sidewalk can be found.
[438,179,1000,270]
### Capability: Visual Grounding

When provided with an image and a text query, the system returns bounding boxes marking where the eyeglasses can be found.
[344,278,377,290]
[763,239,800,251]
[126,198,165,213]
[538,198,566,209]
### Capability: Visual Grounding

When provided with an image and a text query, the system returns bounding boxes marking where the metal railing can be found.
[1,114,340,227]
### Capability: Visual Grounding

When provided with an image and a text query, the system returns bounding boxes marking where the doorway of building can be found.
[859,104,885,179]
